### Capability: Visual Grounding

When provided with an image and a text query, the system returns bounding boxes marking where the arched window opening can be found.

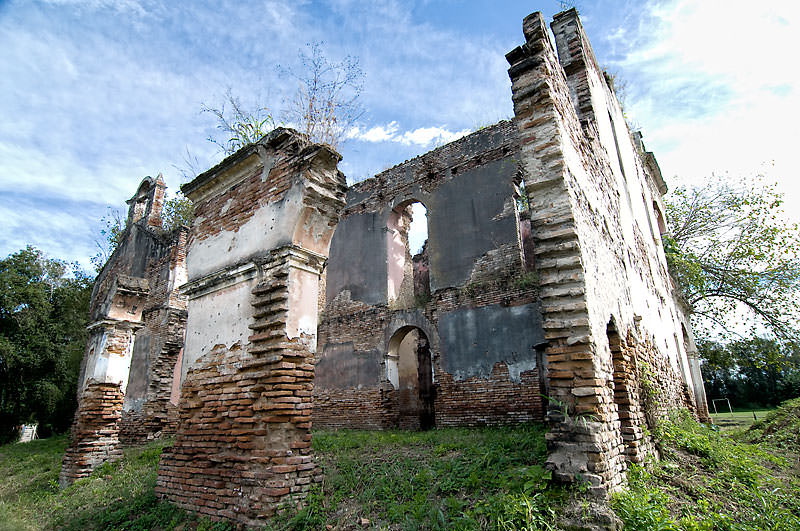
[386,326,435,430]
[653,201,667,235]
[387,200,430,306]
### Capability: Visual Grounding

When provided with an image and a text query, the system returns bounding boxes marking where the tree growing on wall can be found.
[279,42,364,149]
[202,43,364,155]
[0,247,92,442]
[91,192,194,273]
[663,176,800,342]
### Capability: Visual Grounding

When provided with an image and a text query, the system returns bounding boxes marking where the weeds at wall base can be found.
[611,410,800,531]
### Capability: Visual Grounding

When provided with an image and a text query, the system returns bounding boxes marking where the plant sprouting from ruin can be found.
[161,193,194,233]
[279,42,364,149]
[91,207,124,272]
[91,193,194,274]
[202,89,277,156]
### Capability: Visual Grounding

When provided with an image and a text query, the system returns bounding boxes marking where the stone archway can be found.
[386,326,435,430]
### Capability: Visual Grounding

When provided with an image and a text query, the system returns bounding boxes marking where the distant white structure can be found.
[18,424,38,443]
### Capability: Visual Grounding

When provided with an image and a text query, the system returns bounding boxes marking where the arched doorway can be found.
[386,326,435,430]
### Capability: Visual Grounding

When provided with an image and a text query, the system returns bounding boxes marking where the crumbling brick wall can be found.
[155,128,346,526]
[507,9,708,492]
[63,8,713,511]
[315,121,546,430]
[60,175,188,485]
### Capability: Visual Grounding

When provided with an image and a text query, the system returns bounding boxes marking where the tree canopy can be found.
[663,176,800,342]
[0,247,92,442]
[700,337,800,408]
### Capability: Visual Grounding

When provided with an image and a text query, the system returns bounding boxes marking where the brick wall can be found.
[59,381,124,486]
[62,176,188,484]
[157,128,345,526]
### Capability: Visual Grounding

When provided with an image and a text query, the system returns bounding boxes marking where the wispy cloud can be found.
[3,0,799,269]
[346,121,470,147]
[596,0,800,216]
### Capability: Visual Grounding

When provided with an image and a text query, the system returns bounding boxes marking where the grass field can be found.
[0,425,567,530]
[709,407,775,431]
[1,407,798,530]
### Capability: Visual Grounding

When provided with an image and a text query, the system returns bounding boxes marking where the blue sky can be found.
[2,0,799,271]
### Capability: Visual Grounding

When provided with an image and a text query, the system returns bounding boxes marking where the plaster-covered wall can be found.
[549,11,698,403]
[317,121,545,428]
[181,278,256,383]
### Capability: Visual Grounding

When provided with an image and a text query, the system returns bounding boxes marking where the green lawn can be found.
[611,410,800,530]
[710,407,775,431]
[0,425,564,530]
[2,413,798,530]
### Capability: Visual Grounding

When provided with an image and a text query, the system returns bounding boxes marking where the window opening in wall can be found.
[608,111,627,180]
[608,111,635,218]
[653,201,667,235]
[386,326,435,430]
[387,200,430,306]
[513,177,535,271]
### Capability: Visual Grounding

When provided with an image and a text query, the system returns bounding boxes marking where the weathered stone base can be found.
[59,381,124,486]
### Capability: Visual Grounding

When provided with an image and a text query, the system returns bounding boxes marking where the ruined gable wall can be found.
[507,9,707,493]
[548,10,698,413]
[316,121,546,429]
[62,181,189,484]
[156,129,346,526]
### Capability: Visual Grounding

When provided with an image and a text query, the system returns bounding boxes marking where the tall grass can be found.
[611,411,800,530]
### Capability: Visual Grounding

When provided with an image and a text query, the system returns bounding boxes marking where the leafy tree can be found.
[663,176,800,342]
[91,207,124,272]
[161,192,194,233]
[0,247,92,442]
[700,337,800,407]
[91,192,194,273]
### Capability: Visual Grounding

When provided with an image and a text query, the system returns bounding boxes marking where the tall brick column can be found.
[60,280,146,486]
[506,12,627,493]
[155,128,345,526]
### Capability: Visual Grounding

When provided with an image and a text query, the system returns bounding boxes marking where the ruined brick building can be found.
[60,175,189,486]
[61,8,710,526]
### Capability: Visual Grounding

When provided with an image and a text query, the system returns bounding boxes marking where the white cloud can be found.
[347,121,470,147]
[399,126,470,147]
[607,0,800,222]
[347,122,400,143]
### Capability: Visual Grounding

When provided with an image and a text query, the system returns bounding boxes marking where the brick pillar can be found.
[156,247,327,524]
[507,12,626,494]
[60,321,138,486]
[155,128,346,526]
[59,381,124,485]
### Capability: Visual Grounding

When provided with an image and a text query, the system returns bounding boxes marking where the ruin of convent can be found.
[61,8,710,526]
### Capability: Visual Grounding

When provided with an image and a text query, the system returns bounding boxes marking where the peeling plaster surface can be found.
[187,184,304,280]
[439,303,543,382]
[182,280,255,383]
[286,267,321,352]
